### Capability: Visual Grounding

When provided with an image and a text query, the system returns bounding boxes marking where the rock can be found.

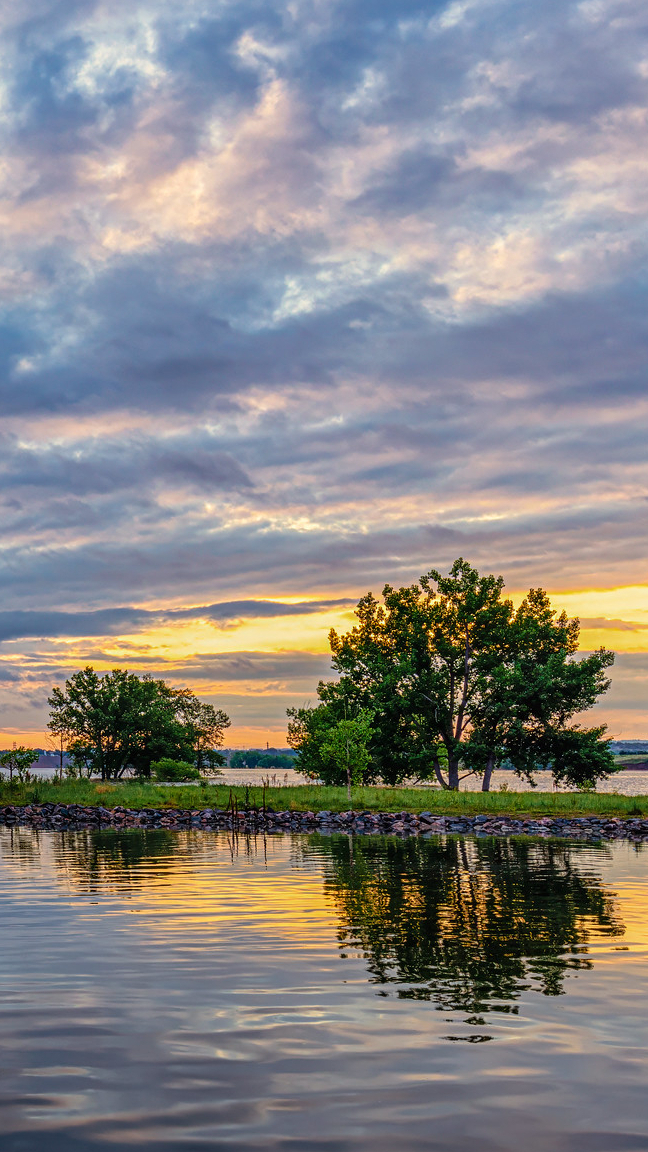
[0,802,646,842]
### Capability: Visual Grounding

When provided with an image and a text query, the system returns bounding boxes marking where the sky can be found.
[1,0,647,746]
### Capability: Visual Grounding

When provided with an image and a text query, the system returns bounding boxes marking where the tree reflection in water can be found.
[0,826,629,1029]
[305,835,625,1021]
[51,828,184,891]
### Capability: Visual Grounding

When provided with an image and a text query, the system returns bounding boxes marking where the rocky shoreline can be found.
[1,803,648,841]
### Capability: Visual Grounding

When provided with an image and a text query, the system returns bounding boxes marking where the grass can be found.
[0,778,647,817]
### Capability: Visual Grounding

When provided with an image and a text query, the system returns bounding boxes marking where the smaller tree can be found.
[321,714,375,801]
[0,746,38,785]
[287,703,337,781]
[65,739,96,779]
[288,705,374,798]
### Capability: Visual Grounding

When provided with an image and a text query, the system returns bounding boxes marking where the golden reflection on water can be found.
[4,827,645,997]
[0,828,339,945]
[592,852,648,952]
[2,829,648,1151]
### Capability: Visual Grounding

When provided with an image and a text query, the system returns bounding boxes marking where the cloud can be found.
[0,0,647,736]
[0,598,356,642]
[0,432,252,494]
[165,649,334,684]
[592,654,648,716]
[580,618,648,632]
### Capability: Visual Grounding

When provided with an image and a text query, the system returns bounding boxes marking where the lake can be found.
[1,828,648,1150]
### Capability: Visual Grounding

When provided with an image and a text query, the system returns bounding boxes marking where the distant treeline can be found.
[227,748,297,769]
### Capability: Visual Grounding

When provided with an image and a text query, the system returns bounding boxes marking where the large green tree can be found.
[48,667,230,780]
[292,559,615,790]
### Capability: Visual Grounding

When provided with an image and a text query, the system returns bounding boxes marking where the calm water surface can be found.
[1,828,648,1150]
[32,763,648,793]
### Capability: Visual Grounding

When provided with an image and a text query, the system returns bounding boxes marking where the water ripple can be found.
[0,829,647,1150]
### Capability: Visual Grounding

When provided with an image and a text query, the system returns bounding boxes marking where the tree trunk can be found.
[447,758,460,790]
[433,759,449,788]
[481,752,495,792]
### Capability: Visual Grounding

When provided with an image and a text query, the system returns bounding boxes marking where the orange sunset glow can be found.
[1,582,647,746]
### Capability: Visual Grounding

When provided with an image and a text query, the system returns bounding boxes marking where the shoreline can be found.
[3,803,648,841]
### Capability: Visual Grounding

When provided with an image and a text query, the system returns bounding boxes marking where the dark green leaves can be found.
[47,667,230,780]
[290,558,616,791]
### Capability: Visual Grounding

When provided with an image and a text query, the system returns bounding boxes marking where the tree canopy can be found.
[48,667,230,780]
[287,705,377,787]
[0,746,38,784]
[288,559,616,791]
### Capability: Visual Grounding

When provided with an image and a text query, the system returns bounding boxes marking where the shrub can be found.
[150,758,203,782]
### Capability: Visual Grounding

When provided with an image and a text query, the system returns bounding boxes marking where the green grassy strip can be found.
[0,779,647,817]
